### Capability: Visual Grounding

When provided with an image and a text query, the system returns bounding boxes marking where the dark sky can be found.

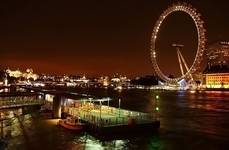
[0,0,228,77]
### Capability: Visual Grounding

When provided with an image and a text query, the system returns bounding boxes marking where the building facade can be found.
[204,41,229,89]
[205,73,229,88]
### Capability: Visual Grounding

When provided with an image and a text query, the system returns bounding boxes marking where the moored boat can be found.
[58,116,85,131]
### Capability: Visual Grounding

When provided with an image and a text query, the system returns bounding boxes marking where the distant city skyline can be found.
[0,0,229,77]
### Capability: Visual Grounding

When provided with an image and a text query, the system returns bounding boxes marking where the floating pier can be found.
[64,98,160,136]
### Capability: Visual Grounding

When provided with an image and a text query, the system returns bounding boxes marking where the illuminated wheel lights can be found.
[150,3,206,83]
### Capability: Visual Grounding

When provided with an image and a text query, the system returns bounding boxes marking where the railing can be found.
[0,98,44,109]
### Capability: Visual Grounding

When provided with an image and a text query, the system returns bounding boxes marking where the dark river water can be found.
[5,88,229,150]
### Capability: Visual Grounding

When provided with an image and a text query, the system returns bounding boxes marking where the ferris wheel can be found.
[150,2,206,84]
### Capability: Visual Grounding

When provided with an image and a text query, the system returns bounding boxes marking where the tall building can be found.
[203,41,229,88]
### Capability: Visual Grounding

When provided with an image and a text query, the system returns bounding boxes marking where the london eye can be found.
[150,2,206,84]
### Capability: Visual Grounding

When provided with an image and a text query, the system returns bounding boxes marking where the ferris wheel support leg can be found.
[177,50,184,76]
[178,50,194,80]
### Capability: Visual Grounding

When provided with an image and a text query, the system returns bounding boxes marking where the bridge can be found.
[1,85,96,118]
[21,86,96,118]
[0,92,44,109]
[0,96,43,109]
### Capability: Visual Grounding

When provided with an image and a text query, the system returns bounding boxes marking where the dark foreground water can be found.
[5,89,229,150]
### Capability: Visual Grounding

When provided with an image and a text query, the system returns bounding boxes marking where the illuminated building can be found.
[75,75,89,83]
[98,76,110,86]
[111,77,120,83]
[6,68,39,81]
[205,73,229,88]
[203,41,229,89]
[6,69,22,78]
[23,69,39,81]
[110,74,130,88]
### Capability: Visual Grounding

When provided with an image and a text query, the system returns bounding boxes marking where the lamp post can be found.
[118,98,121,117]
[99,100,102,121]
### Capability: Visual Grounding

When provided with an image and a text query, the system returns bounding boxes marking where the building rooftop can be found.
[203,64,229,74]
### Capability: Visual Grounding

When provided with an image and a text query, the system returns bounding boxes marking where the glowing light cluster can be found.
[150,2,206,83]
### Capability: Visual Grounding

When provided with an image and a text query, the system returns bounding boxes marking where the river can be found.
[5,88,229,150]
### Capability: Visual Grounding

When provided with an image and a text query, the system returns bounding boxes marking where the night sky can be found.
[0,0,229,77]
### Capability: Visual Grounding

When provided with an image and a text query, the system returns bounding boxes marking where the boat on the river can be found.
[58,116,85,131]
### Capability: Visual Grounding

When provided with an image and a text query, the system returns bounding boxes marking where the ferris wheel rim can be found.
[150,3,206,83]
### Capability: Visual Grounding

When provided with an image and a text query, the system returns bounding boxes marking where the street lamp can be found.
[118,98,121,117]
[99,100,102,121]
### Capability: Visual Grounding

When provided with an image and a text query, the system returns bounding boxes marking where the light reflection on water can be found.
[3,89,229,150]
